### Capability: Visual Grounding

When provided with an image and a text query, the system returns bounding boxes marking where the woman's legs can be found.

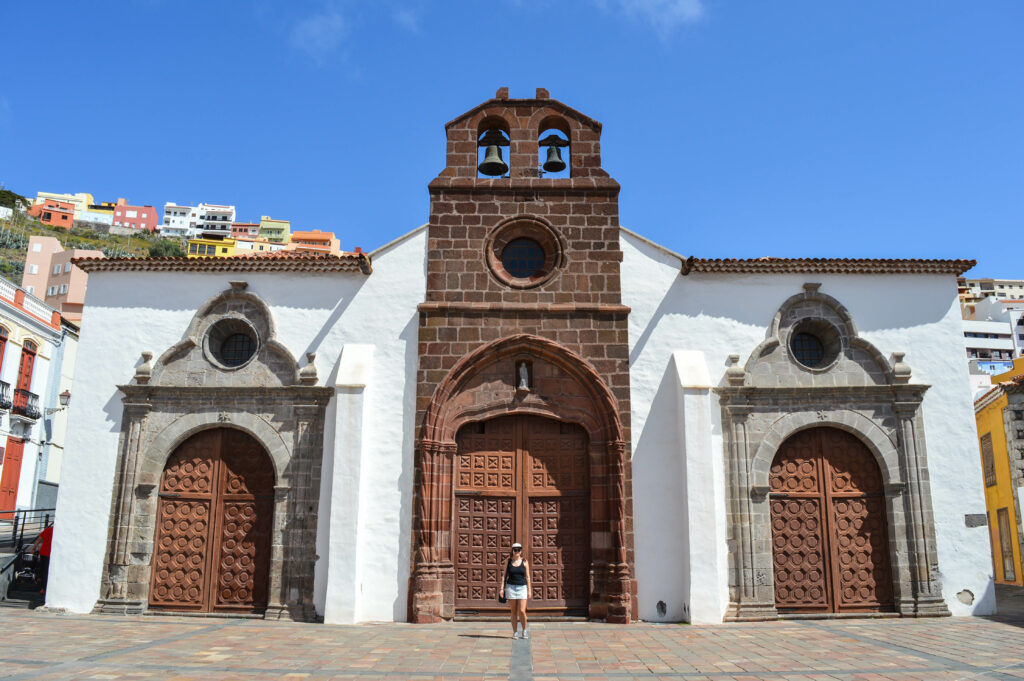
[517,599,528,636]
[509,600,519,636]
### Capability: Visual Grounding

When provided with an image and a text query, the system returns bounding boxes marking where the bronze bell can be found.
[478,144,508,176]
[543,144,566,173]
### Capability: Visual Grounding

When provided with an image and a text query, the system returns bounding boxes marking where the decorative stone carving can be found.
[716,284,949,620]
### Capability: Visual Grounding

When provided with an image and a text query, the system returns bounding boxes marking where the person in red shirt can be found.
[30,524,53,593]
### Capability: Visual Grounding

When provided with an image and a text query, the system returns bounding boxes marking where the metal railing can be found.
[12,389,40,420]
[0,381,10,411]
[0,508,55,550]
[0,508,55,602]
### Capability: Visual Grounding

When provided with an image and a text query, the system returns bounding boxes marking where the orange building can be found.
[287,229,341,255]
[27,199,75,229]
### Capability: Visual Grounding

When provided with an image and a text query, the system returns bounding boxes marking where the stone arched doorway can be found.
[769,427,894,613]
[453,414,590,615]
[148,428,274,614]
[412,334,632,623]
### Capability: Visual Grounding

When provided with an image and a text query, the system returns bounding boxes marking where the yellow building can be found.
[187,238,236,258]
[975,378,1024,586]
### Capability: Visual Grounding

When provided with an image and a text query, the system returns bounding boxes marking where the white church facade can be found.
[46,91,994,623]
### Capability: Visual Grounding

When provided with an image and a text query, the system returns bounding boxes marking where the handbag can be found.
[497,559,510,604]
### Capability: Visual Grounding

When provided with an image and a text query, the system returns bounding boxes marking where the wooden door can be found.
[149,428,274,613]
[0,437,25,519]
[16,343,35,392]
[454,415,590,615]
[769,427,893,613]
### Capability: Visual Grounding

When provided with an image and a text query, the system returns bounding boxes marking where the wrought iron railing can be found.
[0,381,10,411]
[12,389,40,420]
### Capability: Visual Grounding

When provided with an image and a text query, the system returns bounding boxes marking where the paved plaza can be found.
[0,595,1021,681]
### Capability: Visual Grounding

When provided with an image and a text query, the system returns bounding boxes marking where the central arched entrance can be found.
[148,428,274,614]
[769,427,894,613]
[453,415,590,615]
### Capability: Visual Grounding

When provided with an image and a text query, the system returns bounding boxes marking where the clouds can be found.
[289,5,347,64]
[605,0,705,35]
[393,7,420,33]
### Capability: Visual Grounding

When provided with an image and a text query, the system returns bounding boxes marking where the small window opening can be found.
[220,333,256,367]
[502,239,545,279]
[791,332,825,367]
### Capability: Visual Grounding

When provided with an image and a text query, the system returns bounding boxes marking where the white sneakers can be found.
[512,626,529,639]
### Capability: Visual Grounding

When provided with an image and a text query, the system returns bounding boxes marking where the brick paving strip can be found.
[0,611,1022,680]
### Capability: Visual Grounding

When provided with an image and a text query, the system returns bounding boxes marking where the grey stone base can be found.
[898,595,951,617]
[93,598,146,616]
[723,601,779,622]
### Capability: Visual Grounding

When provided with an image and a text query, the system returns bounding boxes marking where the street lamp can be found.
[45,390,71,415]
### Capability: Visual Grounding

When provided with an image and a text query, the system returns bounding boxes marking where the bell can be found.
[478,145,508,176]
[543,144,566,173]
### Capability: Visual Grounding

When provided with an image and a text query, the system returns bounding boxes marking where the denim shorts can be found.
[506,584,529,600]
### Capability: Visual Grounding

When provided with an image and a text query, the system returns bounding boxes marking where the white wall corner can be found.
[671,350,725,623]
[673,350,712,389]
[323,344,375,624]
[337,344,375,388]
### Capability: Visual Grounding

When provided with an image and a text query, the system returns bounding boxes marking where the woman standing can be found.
[499,542,531,639]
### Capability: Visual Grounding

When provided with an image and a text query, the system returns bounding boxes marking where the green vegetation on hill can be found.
[0,211,173,283]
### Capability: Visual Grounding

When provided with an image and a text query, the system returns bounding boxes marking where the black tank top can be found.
[506,560,528,586]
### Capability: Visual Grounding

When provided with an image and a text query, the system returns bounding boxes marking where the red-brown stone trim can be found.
[73,252,372,274]
[417,302,631,314]
[411,334,632,622]
[420,334,622,443]
[484,215,566,289]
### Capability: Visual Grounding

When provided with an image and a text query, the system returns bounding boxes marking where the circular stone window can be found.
[788,319,841,370]
[205,318,260,369]
[501,238,546,278]
[485,217,564,289]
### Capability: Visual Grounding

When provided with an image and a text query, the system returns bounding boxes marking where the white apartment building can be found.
[963,278,1024,301]
[161,202,194,238]
[161,202,236,239]
[963,297,1024,362]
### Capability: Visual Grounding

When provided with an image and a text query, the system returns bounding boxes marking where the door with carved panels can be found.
[454,415,590,615]
[769,427,894,613]
[149,428,274,614]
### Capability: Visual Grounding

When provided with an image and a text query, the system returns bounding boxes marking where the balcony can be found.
[12,389,40,420]
[0,381,10,411]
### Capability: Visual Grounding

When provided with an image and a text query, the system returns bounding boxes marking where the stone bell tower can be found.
[410,88,636,623]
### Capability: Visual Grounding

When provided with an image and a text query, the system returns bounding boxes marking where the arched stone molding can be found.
[411,334,633,623]
[715,282,949,621]
[421,334,622,443]
[751,410,901,489]
[93,283,333,621]
[150,284,302,388]
[140,411,289,486]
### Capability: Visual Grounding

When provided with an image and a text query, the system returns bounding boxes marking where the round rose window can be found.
[501,238,546,279]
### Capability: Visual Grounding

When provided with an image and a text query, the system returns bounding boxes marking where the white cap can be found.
[511,542,522,549]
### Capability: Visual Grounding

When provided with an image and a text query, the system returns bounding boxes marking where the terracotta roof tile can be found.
[680,257,975,276]
[73,251,372,275]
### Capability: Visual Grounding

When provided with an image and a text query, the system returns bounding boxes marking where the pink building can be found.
[21,236,104,324]
[112,198,159,232]
[231,222,260,238]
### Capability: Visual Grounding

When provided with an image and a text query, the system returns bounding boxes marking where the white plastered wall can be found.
[48,227,426,618]
[622,229,995,620]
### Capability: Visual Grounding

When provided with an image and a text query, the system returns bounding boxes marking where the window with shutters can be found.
[980,433,997,487]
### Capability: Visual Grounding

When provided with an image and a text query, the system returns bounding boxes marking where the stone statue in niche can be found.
[517,361,530,391]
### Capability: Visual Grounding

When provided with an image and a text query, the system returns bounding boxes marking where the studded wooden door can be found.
[454,415,590,614]
[769,427,894,613]
[149,428,274,614]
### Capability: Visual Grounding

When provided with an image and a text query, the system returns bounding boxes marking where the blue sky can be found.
[2,1,1021,275]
